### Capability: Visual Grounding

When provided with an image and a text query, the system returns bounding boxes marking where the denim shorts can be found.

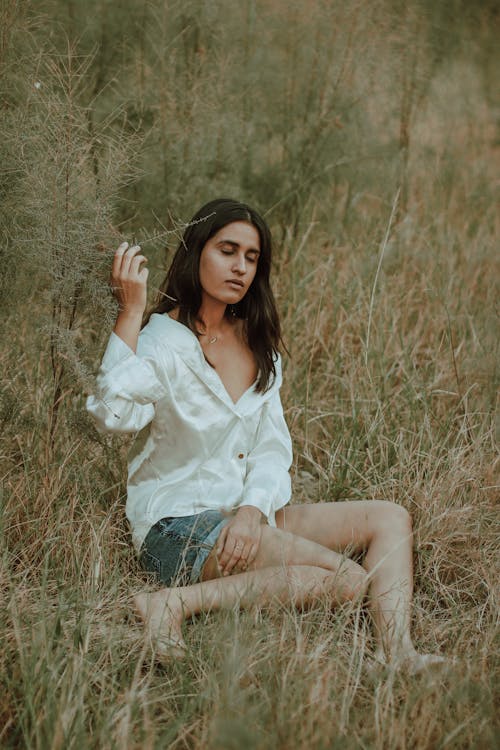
[139,510,230,586]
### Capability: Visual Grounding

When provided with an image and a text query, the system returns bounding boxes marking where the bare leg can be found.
[276,501,448,671]
[134,563,365,661]
[201,523,368,587]
[361,505,417,663]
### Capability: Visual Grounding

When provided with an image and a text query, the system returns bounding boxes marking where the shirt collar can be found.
[146,313,279,415]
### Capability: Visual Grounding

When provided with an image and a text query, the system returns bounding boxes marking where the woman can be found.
[87,198,445,671]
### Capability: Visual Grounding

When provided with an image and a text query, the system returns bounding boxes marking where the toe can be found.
[155,634,188,661]
[407,653,452,676]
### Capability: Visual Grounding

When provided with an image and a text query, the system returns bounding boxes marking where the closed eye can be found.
[217,237,260,264]
[220,247,259,263]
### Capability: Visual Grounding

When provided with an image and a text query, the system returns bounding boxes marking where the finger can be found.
[218,542,236,572]
[233,545,251,573]
[216,526,228,557]
[121,245,142,275]
[222,543,247,576]
[246,541,259,568]
[217,539,232,573]
[218,536,240,572]
[237,550,250,571]
[112,242,128,278]
[129,255,148,275]
[125,243,142,257]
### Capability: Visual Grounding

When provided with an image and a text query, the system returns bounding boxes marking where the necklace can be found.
[197,330,218,344]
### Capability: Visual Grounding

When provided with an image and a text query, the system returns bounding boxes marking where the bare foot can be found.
[366,649,451,677]
[402,652,452,676]
[133,589,188,661]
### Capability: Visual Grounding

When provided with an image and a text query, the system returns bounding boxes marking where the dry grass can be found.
[1,1,499,748]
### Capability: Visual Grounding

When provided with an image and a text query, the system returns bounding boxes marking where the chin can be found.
[203,286,247,306]
[221,289,246,303]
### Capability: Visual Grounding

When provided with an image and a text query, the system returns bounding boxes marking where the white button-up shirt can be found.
[86,313,292,552]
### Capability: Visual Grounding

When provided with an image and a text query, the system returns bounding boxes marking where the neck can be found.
[197,297,227,335]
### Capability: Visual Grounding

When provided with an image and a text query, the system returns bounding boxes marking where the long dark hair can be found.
[144,198,283,393]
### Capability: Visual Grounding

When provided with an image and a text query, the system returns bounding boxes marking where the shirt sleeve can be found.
[86,330,169,434]
[241,366,293,523]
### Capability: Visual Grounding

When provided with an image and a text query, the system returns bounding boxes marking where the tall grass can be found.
[1,0,498,747]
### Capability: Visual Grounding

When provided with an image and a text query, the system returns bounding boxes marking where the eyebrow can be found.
[217,239,260,254]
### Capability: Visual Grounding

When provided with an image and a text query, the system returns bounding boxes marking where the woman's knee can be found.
[337,560,368,601]
[372,501,412,537]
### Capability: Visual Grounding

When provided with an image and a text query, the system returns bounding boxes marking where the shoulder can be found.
[140,312,189,346]
[139,312,199,364]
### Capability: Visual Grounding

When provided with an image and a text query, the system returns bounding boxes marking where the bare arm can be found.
[110,241,148,352]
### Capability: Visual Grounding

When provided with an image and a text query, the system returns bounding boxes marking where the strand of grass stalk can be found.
[364,187,400,372]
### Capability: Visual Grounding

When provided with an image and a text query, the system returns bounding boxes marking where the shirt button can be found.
[238,453,245,459]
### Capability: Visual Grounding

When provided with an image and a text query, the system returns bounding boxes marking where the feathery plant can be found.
[1,33,139,456]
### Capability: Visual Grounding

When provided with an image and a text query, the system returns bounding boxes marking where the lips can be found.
[226,279,244,288]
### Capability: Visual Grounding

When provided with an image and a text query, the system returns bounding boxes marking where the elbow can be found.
[92,417,131,435]
[86,395,148,435]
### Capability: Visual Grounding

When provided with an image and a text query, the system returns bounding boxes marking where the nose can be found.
[232,252,247,275]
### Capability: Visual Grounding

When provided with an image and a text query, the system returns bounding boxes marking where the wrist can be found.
[116,307,145,322]
[237,505,266,523]
[113,309,144,353]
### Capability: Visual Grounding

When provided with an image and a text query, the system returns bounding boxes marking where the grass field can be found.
[1,1,498,747]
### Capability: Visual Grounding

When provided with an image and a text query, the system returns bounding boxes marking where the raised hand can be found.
[110,241,149,316]
[110,242,149,353]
